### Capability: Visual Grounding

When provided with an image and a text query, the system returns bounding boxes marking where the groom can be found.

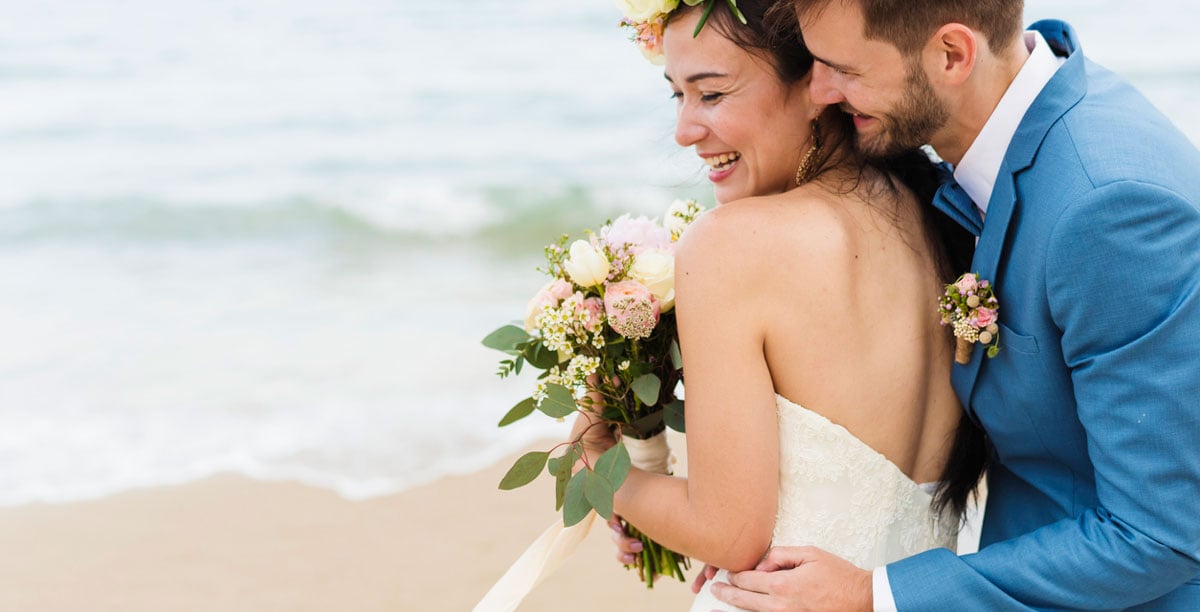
[711,1,1200,610]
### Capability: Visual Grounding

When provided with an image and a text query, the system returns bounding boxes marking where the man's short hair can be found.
[795,0,1025,54]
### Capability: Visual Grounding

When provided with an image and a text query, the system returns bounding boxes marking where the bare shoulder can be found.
[675,187,862,286]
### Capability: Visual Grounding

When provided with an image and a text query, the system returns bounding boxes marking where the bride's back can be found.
[686,167,961,485]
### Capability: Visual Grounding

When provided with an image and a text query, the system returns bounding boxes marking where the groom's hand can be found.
[709,546,872,612]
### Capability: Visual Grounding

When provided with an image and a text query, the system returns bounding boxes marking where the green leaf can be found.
[563,469,593,526]
[594,443,631,491]
[665,398,686,433]
[622,411,664,439]
[497,398,537,427]
[482,325,532,352]
[987,345,1001,358]
[584,471,616,520]
[725,0,748,24]
[498,451,549,490]
[538,384,578,418]
[631,374,662,407]
[693,0,718,37]
[669,340,683,369]
[548,447,579,511]
[524,342,559,369]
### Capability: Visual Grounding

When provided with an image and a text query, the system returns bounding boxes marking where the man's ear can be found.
[924,23,978,86]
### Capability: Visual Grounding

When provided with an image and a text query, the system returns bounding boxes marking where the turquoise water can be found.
[1,0,1197,505]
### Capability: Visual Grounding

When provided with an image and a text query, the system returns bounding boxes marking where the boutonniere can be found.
[939,273,1000,364]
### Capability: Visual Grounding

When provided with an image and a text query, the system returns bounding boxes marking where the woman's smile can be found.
[702,151,742,182]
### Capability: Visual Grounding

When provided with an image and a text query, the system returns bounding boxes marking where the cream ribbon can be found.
[474,433,672,612]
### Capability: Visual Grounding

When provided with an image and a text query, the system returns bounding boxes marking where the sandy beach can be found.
[0,440,696,611]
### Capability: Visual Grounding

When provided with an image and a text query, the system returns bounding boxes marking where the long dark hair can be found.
[672,0,988,523]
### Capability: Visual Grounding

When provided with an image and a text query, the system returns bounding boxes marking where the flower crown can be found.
[617,0,747,65]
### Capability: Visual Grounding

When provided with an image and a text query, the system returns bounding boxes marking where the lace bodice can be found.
[691,394,958,611]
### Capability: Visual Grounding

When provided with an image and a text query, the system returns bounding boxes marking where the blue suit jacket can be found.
[887,21,1200,610]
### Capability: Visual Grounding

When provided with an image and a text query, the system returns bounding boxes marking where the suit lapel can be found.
[952,171,1017,404]
[951,19,1088,407]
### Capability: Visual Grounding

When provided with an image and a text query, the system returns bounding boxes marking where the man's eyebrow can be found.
[664,71,730,84]
[811,54,856,73]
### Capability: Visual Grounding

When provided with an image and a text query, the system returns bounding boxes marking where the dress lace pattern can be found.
[690,394,958,612]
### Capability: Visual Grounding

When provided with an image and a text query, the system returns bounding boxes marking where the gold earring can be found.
[794,119,823,186]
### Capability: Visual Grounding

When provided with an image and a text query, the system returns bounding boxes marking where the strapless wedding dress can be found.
[691,394,958,612]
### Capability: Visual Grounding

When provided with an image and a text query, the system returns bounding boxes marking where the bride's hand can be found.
[608,516,643,565]
[568,405,616,469]
[691,563,719,594]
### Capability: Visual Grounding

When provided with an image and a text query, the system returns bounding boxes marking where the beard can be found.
[854,63,949,161]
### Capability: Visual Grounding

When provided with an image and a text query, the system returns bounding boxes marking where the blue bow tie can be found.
[932,162,983,237]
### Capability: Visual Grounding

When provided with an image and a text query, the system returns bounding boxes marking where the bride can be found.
[574,0,985,609]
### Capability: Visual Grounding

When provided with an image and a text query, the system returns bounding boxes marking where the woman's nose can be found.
[674,103,707,147]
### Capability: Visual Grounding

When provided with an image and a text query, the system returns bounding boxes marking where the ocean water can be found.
[2,0,1198,506]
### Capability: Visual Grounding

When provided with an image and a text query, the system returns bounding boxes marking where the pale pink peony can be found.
[974,307,998,328]
[548,278,574,300]
[601,214,672,255]
[603,280,660,339]
[955,274,978,295]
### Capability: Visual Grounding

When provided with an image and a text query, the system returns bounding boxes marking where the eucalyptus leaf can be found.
[497,397,537,427]
[498,451,548,490]
[669,340,683,369]
[482,325,532,352]
[594,443,631,491]
[538,384,578,418]
[631,374,662,407]
[622,411,665,439]
[550,447,578,511]
[524,342,559,369]
[665,398,686,433]
[563,469,593,526]
[584,471,615,520]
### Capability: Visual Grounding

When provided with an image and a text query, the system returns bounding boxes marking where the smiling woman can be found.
[557,1,987,611]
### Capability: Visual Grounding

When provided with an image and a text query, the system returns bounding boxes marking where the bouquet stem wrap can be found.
[619,432,690,586]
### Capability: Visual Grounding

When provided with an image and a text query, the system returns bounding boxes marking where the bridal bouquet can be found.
[482,199,705,586]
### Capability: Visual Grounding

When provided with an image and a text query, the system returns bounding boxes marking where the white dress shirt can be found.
[870,30,1064,612]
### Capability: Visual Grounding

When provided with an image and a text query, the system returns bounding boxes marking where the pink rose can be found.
[524,281,566,330]
[974,307,998,328]
[603,280,660,339]
[955,274,978,295]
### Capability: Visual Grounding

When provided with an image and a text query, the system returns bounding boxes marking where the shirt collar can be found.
[954,30,1065,213]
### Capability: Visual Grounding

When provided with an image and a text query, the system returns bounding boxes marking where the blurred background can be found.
[2,0,1198,508]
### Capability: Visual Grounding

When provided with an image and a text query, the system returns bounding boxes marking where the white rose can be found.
[563,240,611,288]
[628,248,675,312]
[615,0,679,22]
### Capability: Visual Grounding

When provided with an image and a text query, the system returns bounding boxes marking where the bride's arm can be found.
[608,207,783,572]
